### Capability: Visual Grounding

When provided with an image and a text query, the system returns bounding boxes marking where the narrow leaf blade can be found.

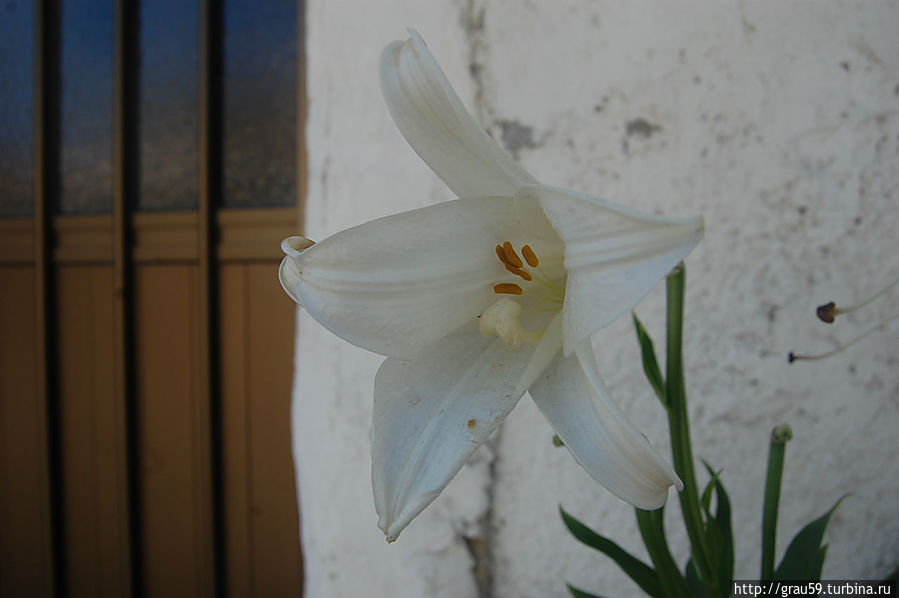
[774,497,845,581]
[567,584,608,598]
[635,507,691,598]
[711,468,735,584]
[702,462,735,586]
[561,507,662,597]
[633,312,666,405]
[684,558,710,598]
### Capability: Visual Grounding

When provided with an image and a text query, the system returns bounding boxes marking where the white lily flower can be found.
[280,29,704,542]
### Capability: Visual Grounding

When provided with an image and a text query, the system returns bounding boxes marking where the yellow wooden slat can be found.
[0,265,53,597]
[244,263,302,595]
[216,208,298,262]
[0,220,35,264]
[56,265,130,596]
[135,264,213,598]
[41,210,301,265]
[132,212,199,263]
[53,216,114,264]
[219,262,302,597]
[219,264,251,596]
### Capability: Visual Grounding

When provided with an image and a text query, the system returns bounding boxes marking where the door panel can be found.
[0,0,305,592]
[220,262,301,596]
[0,265,54,598]
[135,264,214,598]
[57,264,130,597]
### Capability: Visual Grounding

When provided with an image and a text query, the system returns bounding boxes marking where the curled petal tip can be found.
[405,27,424,42]
[281,235,315,257]
[378,515,403,543]
[279,236,313,306]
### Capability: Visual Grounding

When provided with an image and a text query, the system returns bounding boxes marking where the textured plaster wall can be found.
[295,2,899,597]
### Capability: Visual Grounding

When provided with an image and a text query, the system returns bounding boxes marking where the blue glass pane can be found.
[0,0,35,218]
[60,0,114,214]
[138,0,199,211]
[223,0,297,208]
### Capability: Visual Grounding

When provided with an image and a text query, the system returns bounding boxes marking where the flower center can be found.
[479,240,565,350]
[478,298,528,350]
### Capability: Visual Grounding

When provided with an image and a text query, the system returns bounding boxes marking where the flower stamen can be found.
[815,272,899,324]
[789,311,898,363]
[504,263,533,281]
[491,240,563,303]
[521,244,539,267]
[494,244,507,265]
[493,283,524,295]
[501,241,524,268]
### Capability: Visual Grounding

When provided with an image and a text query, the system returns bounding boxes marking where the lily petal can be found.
[278,236,315,305]
[514,311,563,398]
[529,342,682,510]
[372,309,557,541]
[519,184,704,355]
[292,196,528,360]
[380,29,537,199]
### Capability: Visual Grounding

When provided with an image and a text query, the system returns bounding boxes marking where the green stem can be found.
[761,425,792,580]
[665,265,715,590]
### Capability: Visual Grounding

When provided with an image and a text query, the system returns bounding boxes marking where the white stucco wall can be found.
[294,2,899,597]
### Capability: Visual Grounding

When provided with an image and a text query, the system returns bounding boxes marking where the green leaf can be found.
[567,584,607,598]
[684,558,710,598]
[774,497,846,581]
[635,507,692,598]
[704,463,734,586]
[713,478,734,585]
[633,312,666,405]
[680,465,734,596]
[561,507,662,598]
[700,470,718,516]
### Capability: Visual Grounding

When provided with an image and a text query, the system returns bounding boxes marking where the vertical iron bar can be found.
[34,0,64,594]
[297,0,307,235]
[113,0,139,595]
[200,0,225,594]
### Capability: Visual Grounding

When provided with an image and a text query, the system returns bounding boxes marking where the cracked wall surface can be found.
[295,2,899,597]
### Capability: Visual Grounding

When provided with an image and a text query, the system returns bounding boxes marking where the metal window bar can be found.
[33,0,63,593]
[199,0,226,595]
[113,0,139,595]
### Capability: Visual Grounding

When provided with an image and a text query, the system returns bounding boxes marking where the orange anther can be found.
[501,241,523,268]
[495,244,508,265]
[521,244,539,267]
[504,263,532,281]
[493,283,524,295]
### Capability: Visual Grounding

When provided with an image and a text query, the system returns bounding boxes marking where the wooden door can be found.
[0,1,305,596]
